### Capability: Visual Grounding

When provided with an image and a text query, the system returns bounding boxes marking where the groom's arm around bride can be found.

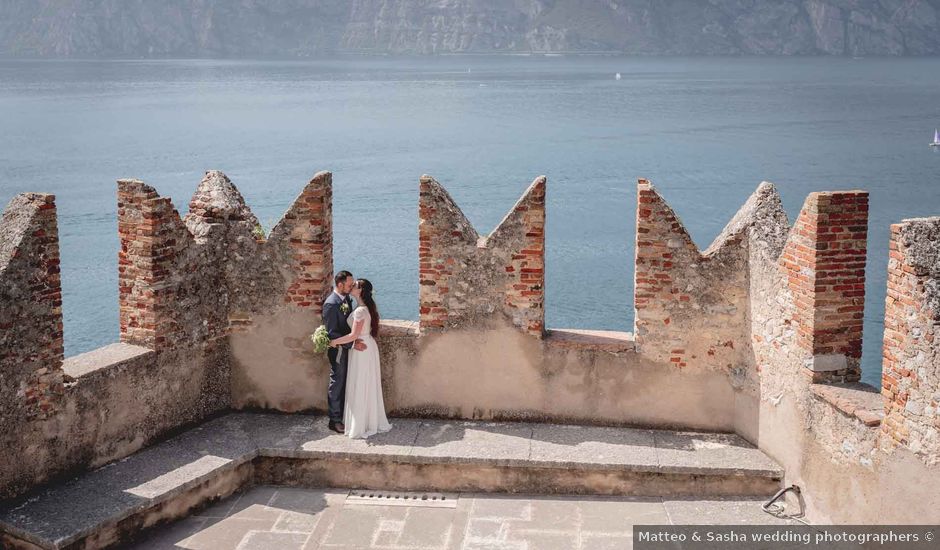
[323,296,353,353]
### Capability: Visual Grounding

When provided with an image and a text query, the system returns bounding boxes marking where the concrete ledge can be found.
[379,321,639,352]
[0,413,782,549]
[544,329,636,352]
[378,320,420,338]
[62,343,154,380]
[810,382,884,427]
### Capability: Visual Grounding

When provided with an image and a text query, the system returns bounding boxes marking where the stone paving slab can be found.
[0,415,267,548]
[290,418,422,459]
[528,423,659,470]
[652,431,783,477]
[0,474,144,548]
[128,486,799,550]
[0,413,783,549]
[410,421,534,465]
[662,496,797,525]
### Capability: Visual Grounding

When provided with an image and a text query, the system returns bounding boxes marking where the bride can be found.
[329,278,392,439]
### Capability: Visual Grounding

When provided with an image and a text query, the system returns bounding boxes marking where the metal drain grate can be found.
[345,490,458,508]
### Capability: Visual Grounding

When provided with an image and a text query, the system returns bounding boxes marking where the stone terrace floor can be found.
[0,413,786,549]
[128,485,796,550]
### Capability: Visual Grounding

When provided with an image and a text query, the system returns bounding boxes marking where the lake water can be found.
[2,56,939,386]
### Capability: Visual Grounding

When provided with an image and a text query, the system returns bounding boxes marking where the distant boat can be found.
[615,72,622,80]
[932,129,940,147]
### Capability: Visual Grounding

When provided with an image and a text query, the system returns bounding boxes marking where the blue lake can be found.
[2,56,939,386]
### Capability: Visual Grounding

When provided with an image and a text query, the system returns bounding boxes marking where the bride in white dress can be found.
[329,278,392,439]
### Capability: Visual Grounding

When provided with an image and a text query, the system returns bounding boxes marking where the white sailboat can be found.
[615,72,622,80]
[932,129,940,147]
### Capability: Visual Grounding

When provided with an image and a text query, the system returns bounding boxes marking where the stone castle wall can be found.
[634,180,753,381]
[740,187,940,523]
[0,191,231,500]
[780,191,869,383]
[0,171,334,499]
[116,171,336,413]
[881,217,940,459]
[0,193,64,423]
[418,175,545,336]
[1,170,939,523]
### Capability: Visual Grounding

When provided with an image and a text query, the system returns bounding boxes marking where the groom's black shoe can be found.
[328,421,345,434]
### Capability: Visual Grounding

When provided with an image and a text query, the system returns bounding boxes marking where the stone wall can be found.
[743,189,870,408]
[117,170,332,349]
[227,171,336,411]
[780,191,868,383]
[3,170,940,523]
[0,170,335,500]
[881,217,940,461]
[0,191,231,500]
[741,188,940,523]
[233,176,738,428]
[0,193,64,422]
[376,321,737,429]
[116,170,336,412]
[418,175,545,336]
[634,180,756,377]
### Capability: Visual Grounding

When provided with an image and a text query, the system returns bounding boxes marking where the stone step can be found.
[0,413,783,549]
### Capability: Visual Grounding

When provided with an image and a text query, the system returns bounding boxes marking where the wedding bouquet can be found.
[311,325,331,353]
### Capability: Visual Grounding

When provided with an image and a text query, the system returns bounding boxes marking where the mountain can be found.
[2,0,940,57]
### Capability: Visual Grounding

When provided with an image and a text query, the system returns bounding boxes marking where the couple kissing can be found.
[322,270,392,439]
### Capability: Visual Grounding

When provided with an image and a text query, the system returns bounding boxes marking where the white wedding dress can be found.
[343,306,392,439]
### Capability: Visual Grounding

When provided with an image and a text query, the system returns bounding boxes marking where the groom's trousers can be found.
[327,346,349,422]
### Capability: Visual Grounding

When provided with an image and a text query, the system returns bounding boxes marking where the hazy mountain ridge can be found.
[2,0,940,57]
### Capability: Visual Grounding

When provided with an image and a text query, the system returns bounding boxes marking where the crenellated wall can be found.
[741,188,940,524]
[634,180,753,375]
[0,193,64,422]
[881,217,940,459]
[1,170,939,524]
[418,174,545,336]
[0,188,231,500]
[117,170,337,413]
[0,170,335,500]
[117,170,333,349]
[780,191,869,383]
[401,175,733,427]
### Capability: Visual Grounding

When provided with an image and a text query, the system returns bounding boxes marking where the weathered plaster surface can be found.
[382,319,736,429]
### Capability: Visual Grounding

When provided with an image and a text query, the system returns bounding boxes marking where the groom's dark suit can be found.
[323,290,354,423]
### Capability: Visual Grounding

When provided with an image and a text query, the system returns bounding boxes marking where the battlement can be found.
[116,171,332,350]
[1,171,939,523]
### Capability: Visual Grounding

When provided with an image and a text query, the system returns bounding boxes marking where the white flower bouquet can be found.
[311,325,331,353]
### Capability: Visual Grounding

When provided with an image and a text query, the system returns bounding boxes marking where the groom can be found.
[322,270,366,434]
